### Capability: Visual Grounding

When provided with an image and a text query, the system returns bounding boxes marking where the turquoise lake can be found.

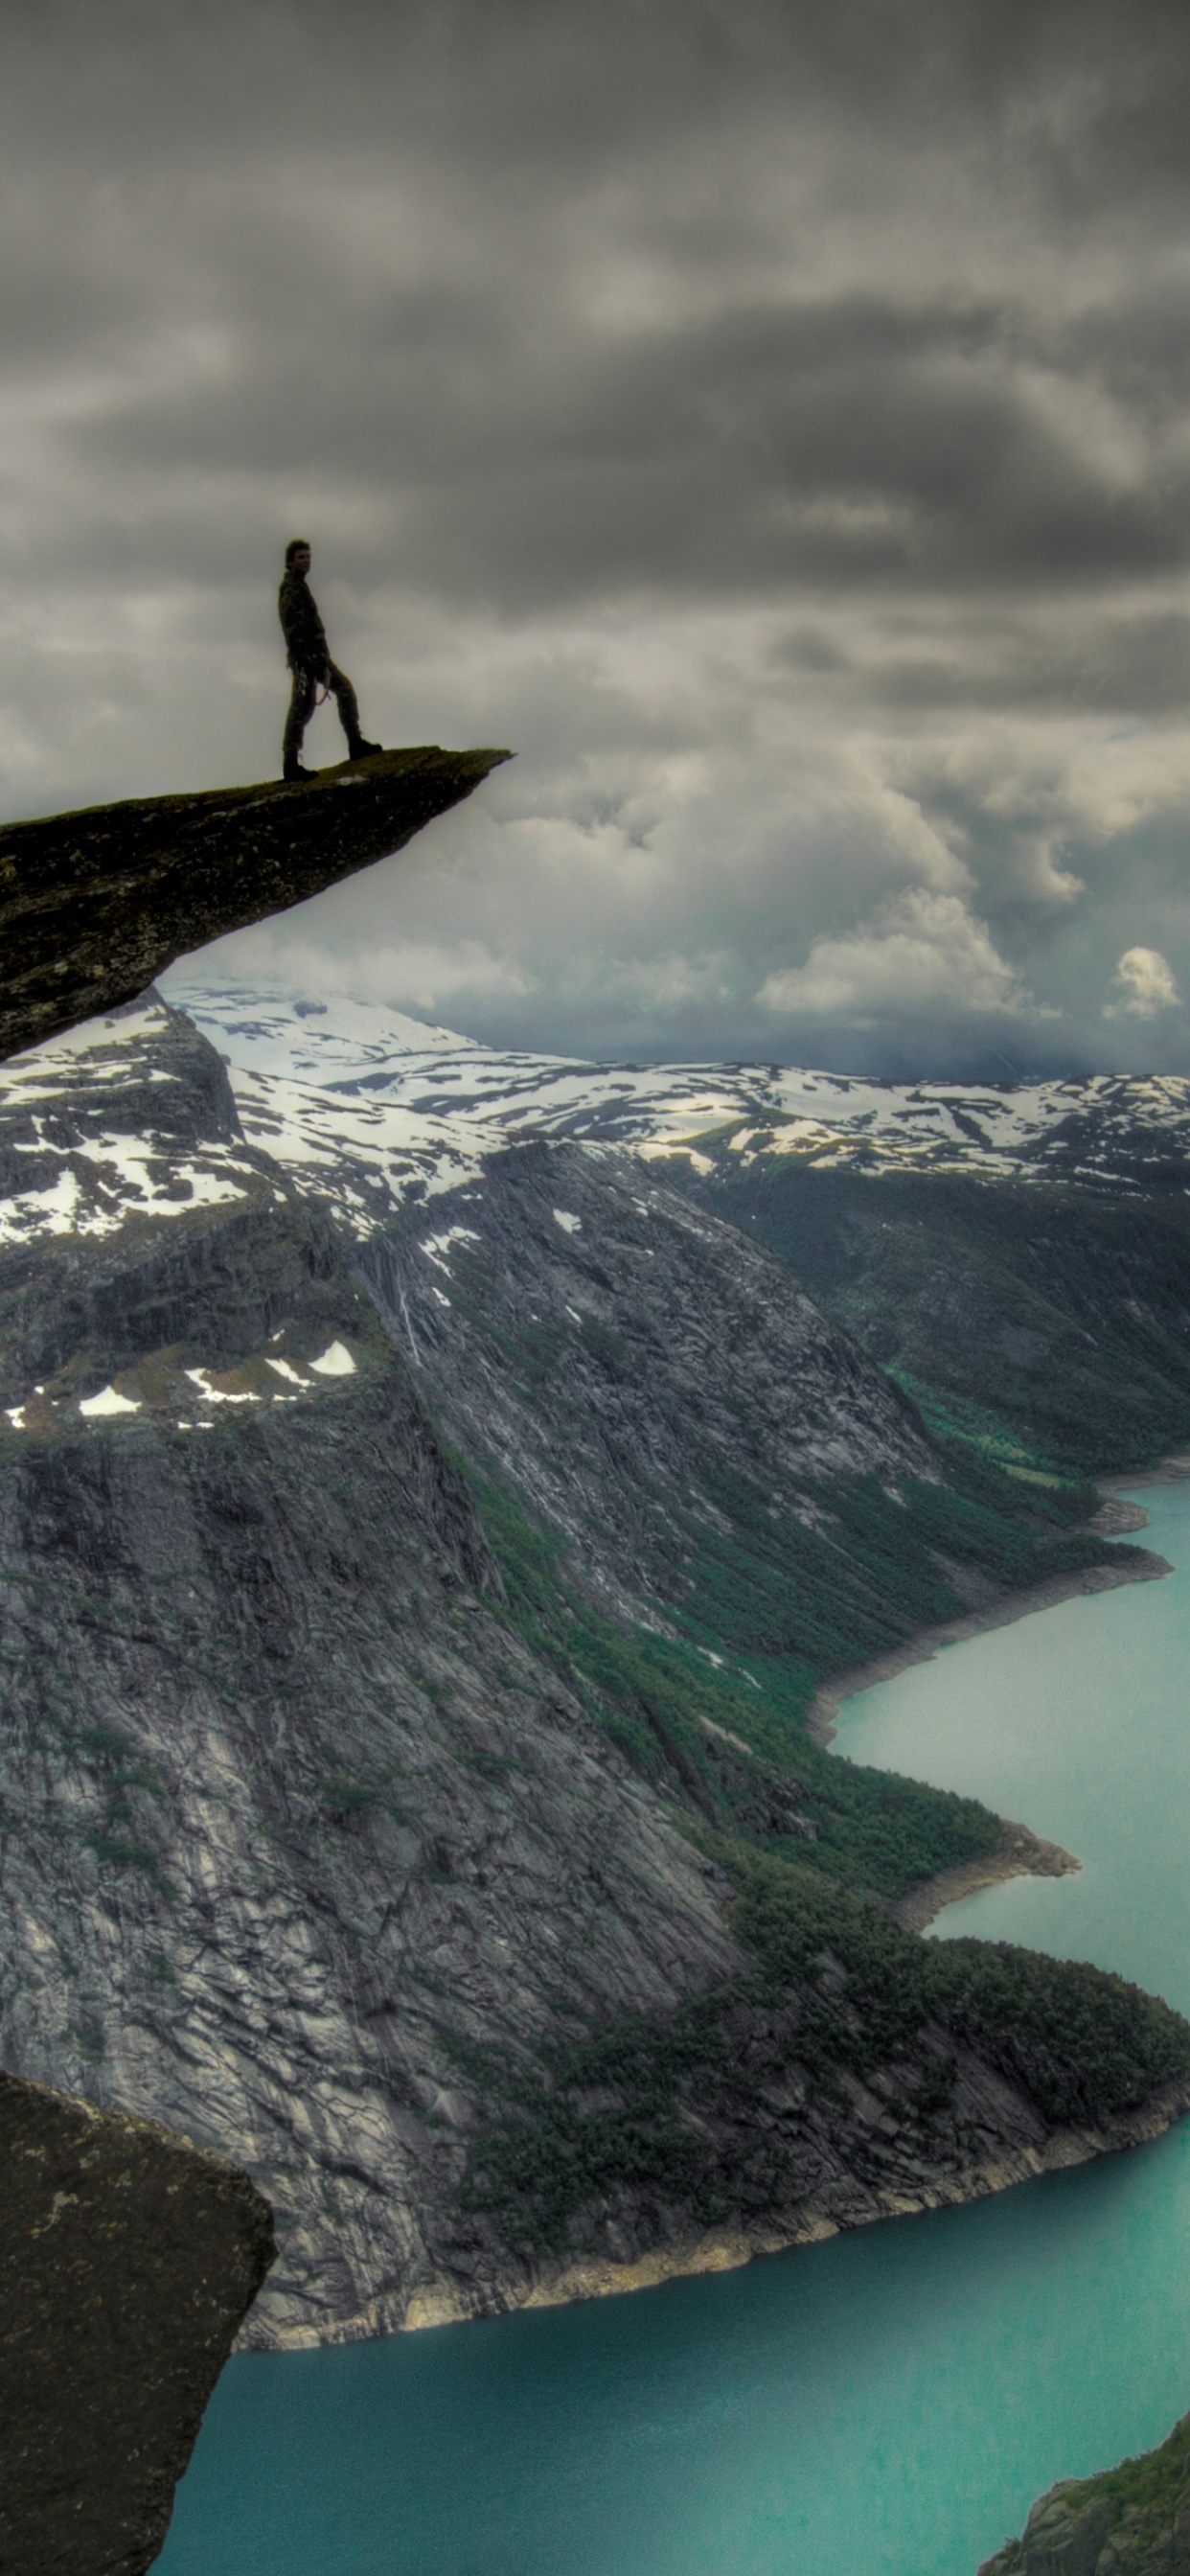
[159,1480,1190,2576]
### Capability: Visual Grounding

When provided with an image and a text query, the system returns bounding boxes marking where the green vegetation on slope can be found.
[675,1439,1111,1678]
[708,1838,1190,2121]
[457,1840,1190,2249]
[676,1161,1190,1477]
[465,1451,1123,1899]
[467,1460,1005,1896]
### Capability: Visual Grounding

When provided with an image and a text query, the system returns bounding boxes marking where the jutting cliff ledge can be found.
[0,746,512,1065]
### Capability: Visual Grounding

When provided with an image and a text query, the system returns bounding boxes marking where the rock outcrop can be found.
[978,2412,1190,2574]
[0,747,510,1065]
[0,2068,273,2576]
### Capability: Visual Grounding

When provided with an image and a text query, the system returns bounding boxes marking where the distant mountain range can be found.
[168,980,1190,1199]
[167,982,1190,1478]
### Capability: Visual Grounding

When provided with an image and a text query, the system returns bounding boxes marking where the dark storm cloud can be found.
[774,612,1190,718]
[68,288,1189,611]
[5,0,1190,1070]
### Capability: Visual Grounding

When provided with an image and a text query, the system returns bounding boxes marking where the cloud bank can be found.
[6,0,1190,1070]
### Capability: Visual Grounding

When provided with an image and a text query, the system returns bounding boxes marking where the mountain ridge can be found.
[170,981,1190,1198]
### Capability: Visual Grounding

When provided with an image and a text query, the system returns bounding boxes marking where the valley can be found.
[1,986,1187,2361]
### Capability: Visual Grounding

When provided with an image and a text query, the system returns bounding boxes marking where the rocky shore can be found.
[979,2411,1190,2575]
[807,1508,1172,1932]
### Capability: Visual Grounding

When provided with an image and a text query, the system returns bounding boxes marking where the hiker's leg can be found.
[283,666,319,774]
[326,660,364,752]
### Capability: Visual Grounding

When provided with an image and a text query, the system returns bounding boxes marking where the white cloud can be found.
[757,888,1025,1020]
[193,926,538,1014]
[6,4,1190,1072]
[1103,946,1181,1019]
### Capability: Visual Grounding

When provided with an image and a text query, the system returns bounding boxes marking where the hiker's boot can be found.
[348,737,382,760]
[283,760,317,783]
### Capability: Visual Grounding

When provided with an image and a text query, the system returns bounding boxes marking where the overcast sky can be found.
[7,0,1190,1071]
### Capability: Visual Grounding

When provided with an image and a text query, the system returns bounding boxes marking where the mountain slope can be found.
[170,982,1190,1190]
[674,1161,1190,1477]
[0,995,1185,2349]
[354,1138,1141,1896]
[172,985,1190,1475]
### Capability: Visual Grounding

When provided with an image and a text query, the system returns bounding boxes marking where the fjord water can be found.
[159,1482,1190,2576]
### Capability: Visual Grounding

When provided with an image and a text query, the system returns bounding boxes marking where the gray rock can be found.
[978,2416,1190,2576]
[1020,2488,1111,2575]
[357,1135,941,1635]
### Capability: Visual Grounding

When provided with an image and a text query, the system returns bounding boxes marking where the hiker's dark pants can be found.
[283,659,362,769]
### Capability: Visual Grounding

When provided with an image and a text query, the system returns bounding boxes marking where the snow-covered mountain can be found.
[164,978,1190,1232]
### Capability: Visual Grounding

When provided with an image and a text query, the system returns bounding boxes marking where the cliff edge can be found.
[0,2068,274,2576]
[978,2412,1190,2574]
[0,745,511,1064]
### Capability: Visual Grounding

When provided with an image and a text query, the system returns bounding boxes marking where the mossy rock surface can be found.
[0,747,510,1063]
[0,2068,274,2576]
[978,2412,1190,2574]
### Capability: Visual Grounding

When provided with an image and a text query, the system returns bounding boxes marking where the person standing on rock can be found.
[278,540,381,782]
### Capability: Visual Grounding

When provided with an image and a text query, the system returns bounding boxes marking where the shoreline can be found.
[807,1547,1171,1757]
[1099,1447,1190,1492]
[886,1819,1081,1935]
[254,2072,1190,2348]
[251,1468,1190,2353]
[808,1487,1179,1932]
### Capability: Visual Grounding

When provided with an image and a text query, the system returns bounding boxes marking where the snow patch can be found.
[637,1143,715,1177]
[421,1226,481,1272]
[309,1341,356,1377]
[79,1384,141,1418]
[185,1368,260,1405]
[0,1168,80,1240]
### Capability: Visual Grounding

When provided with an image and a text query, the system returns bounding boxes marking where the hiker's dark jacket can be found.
[278,570,329,673]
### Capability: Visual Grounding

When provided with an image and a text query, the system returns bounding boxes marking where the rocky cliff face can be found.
[678,1159,1190,1480]
[357,1137,941,1627]
[978,2414,1190,2576]
[1,2068,273,2576]
[0,748,508,1063]
[0,997,1185,2350]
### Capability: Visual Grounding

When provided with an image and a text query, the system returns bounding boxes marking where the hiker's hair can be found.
[285,538,310,567]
